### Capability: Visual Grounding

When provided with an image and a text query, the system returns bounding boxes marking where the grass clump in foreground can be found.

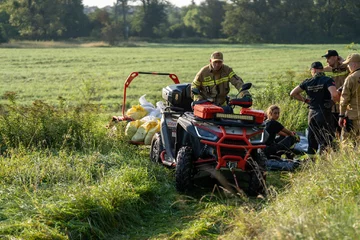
[222,147,360,239]
[0,97,177,239]
[0,147,176,239]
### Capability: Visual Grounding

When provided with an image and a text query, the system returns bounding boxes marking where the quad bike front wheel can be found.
[175,146,194,192]
[150,133,164,163]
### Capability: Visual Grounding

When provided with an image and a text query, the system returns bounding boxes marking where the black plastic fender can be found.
[175,113,203,159]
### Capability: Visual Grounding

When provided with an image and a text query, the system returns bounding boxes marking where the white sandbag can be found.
[142,106,155,114]
[139,94,155,108]
[141,115,159,122]
[149,109,160,117]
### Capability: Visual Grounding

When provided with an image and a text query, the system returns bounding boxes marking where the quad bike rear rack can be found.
[118,72,180,121]
[110,71,180,145]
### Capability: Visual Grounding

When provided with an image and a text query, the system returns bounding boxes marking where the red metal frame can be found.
[121,72,180,119]
[200,126,266,170]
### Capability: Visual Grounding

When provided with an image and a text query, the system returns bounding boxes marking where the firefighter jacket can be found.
[191,64,245,106]
[325,63,349,113]
[339,68,360,120]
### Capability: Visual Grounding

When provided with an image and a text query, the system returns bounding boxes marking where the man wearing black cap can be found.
[322,50,349,138]
[290,61,340,156]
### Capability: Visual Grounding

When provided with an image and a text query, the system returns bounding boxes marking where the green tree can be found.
[87,8,111,39]
[131,0,168,38]
[115,0,136,40]
[183,7,203,36]
[5,0,88,40]
[8,0,64,39]
[314,0,360,42]
[198,0,226,38]
[278,0,314,43]
[59,0,89,39]
[0,7,19,42]
[222,0,266,43]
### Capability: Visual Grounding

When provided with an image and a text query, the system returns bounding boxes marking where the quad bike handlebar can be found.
[191,82,253,109]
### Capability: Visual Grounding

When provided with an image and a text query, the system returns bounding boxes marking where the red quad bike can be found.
[150,82,269,196]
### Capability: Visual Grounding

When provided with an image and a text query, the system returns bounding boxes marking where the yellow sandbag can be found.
[131,121,158,142]
[126,105,148,120]
[144,120,161,145]
[125,120,142,139]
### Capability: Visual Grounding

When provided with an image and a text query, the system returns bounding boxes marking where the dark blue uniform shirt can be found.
[299,72,335,110]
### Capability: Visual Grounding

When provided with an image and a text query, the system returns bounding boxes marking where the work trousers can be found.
[264,135,297,159]
[307,109,335,155]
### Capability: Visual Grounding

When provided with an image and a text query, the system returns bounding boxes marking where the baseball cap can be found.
[210,51,223,62]
[321,50,339,58]
[310,61,324,70]
[343,53,360,64]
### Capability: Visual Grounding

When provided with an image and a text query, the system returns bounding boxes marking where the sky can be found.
[83,0,202,8]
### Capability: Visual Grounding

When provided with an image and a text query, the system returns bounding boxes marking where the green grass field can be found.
[0,43,359,239]
[0,43,353,110]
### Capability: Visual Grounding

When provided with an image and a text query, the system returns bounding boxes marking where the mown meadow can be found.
[0,42,359,239]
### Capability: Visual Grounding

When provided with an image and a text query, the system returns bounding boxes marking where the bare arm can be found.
[290,86,307,102]
[323,65,333,72]
[328,85,340,103]
[279,127,294,136]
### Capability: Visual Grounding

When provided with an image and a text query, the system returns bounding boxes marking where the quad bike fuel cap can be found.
[210,51,223,62]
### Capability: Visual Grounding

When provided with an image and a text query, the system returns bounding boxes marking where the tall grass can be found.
[254,70,310,131]
[0,149,175,238]
[0,96,176,239]
[0,93,119,154]
[223,147,360,239]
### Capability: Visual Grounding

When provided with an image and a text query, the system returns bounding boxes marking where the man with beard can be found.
[322,50,349,138]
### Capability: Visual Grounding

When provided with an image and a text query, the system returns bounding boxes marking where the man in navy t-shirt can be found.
[290,61,340,155]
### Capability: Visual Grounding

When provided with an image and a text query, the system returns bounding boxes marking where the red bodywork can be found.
[160,107,266,172]
[200,126,266,170]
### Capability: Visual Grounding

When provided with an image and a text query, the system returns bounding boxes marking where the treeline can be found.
[0,0,359,44]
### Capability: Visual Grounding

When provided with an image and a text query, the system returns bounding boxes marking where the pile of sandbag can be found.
[124,95,165,144]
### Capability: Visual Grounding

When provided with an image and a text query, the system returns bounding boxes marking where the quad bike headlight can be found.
[194,126,218,141]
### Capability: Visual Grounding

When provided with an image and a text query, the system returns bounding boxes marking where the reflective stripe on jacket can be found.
[191,64,244,105]
[325,66,349,113]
